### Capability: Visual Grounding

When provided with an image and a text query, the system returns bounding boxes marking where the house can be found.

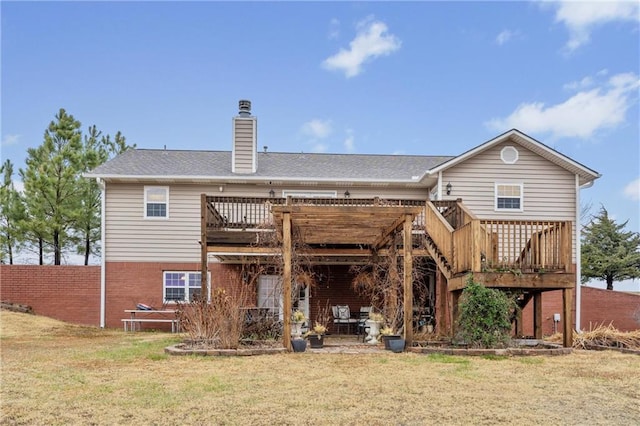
[86,100,600,348]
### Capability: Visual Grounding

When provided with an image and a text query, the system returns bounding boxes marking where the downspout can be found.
[98,178,106,328]
[437,171,443,200]
[575,178,594,333]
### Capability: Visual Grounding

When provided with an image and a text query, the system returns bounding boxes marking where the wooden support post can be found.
[562,288,573,348]
[450,290,460,337]
[470,220,482,272]
[533,292,542,339]
[515,307,523,338]
[436,271,448,334]
[282,212,292,350]
[562,221,572,272]
[403,214,413,347]
[200,194,208,299]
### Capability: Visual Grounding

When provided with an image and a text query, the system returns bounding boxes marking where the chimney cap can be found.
[238,100,252,116]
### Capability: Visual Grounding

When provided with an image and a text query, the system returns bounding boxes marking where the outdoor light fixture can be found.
[344,190,351,198]
[446,182,452,196]
[269,189,275,198]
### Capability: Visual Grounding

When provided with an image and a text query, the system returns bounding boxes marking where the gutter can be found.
[98,178,106,328]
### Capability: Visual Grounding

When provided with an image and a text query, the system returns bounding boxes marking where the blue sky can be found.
[2,1,639,288]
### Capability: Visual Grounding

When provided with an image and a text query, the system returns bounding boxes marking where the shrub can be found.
[456,277,515,348]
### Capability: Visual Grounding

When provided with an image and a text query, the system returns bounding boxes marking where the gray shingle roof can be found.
[87,149,454,182]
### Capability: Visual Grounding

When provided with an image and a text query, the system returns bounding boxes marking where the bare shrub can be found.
[176,270,252,349]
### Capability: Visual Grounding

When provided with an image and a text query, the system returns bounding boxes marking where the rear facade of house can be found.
[87,100,600,347]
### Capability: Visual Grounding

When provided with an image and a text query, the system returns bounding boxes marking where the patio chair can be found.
[332,305,358,334]
[357,306,372,341]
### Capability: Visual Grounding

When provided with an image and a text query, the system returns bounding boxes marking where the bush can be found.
[456,277,515,348]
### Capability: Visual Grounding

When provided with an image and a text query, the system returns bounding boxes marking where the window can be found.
[144,186,169,218]
[281,190,337,198]
[495,184,523,211]
[163,271,208,302]
[257,275,282,319]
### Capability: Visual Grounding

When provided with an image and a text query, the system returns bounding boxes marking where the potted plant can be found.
[306,322,327,348]
[380,326,402,350]
[291,310,306,339]
[365,312,384,344]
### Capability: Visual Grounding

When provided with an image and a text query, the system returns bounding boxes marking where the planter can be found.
[382,334,402,350]
[388,338,405,353]
[365,320,381,344]
[291,338,307,352]
[308,334,324,348]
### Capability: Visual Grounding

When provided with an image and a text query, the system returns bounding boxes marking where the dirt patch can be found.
[166,340,285,356]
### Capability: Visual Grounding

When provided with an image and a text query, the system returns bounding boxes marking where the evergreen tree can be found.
[20,109,83,265]
[581,206,640,290]
[74,127,132,264]
[0,160,27,264]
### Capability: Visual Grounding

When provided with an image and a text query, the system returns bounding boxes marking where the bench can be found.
[121,318,180,333]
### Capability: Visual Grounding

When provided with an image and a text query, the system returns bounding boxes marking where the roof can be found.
[86,150,453,184]
[86,129,600,186]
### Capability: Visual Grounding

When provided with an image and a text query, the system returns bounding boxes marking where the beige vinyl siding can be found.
[105,183,431,262]
[232,118,256,173]
[442,141,577,262]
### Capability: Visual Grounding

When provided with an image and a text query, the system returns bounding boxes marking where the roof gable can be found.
[428,129,601,186]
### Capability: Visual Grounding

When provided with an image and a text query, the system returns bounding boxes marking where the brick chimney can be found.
[232,100,257,174]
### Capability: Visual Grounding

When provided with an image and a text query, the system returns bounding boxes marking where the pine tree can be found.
[581,206,640,290]
[0,160,27,264]
[20,109,83,265]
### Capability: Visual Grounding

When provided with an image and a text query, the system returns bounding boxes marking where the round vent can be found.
[501,146,519,164]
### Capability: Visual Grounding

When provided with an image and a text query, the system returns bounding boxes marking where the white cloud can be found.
[323,16,401,78]
[328,18,340,39]
[546,0,640,51]
[563,75,594,91]
[486,72,640,139]
[301,119,332,139]
[312,143,328,153]
[343,133,355,153]
[1,134,21,147]
[12,179,24,193]
[623,178,640,201]
[496,29,517,45]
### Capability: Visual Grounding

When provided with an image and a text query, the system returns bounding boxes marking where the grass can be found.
[2,311,640,425]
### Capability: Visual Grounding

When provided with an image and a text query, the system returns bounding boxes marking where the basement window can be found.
[495,183,523,211]
[144,186,169,218]
[163,271,210,303]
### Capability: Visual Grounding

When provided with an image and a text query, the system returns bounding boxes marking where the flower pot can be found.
[291,338,307,352]
[388,338,405,353]
[308,334,324,348]
[382,334,402,350]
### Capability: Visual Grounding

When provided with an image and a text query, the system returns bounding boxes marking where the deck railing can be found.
[205,196,426,230]
[424,202,454,263]
[452,219,572,274]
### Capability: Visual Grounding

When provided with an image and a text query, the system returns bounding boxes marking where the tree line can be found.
[1,108,134,265]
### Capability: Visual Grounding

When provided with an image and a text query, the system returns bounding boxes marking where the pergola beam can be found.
[403,214,413,347]
[282,212,292,351]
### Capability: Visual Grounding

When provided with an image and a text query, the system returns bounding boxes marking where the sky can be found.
[1,1,639,289]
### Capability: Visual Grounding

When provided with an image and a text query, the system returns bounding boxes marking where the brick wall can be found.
[520,286,640,336]
[0,265,101,326]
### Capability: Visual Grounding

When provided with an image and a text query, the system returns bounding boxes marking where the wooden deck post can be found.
[533,292,542,339]
[562,221,572,272]
[562,288,573,348]
[200,194,208,298]
[470,220,482,272]
[282,212,292,350]
[403,214,413,347]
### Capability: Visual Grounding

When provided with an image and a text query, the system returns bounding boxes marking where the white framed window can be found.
[257,275,283,319]
[495,183,523,211]
[163,271,210,303]
[281,190,337,198]
[144,186,169,219]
